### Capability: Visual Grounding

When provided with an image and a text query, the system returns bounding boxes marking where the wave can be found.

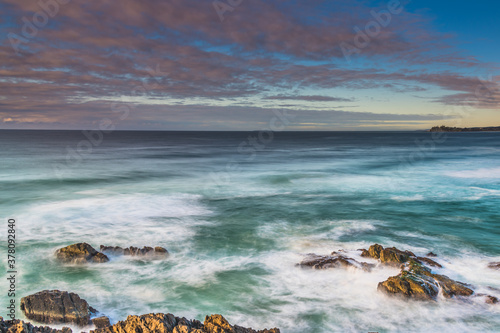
[448,167,500,179]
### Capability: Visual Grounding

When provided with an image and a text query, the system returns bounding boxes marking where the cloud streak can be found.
[0,0,498,129]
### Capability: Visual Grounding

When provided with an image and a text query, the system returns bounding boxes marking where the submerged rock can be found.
[92,317,111,329]
[90,313,280,333]
[20,290,97,326]
[488,262,500,270]
[100,246,168,258]
[0,317,72,333]
[298,253,374,271]
[476,293,499,304]
[55,243,109,264]
[378,259,473,300]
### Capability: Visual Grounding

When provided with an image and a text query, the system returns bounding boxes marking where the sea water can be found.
[0,130,499,332]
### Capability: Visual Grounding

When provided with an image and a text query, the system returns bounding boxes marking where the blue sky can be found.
[0,0,498,130]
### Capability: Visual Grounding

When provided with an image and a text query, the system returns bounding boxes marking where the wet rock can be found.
[360,244,383,259]
[55,243,109,264]
[488,262,500,270]
[92,317,111,329]
[486,295,499,304]
[0,317,72,333]
[426,252,437,257]
[100,246,168,258]
[203,314,280,333]
[361,244,415,265]
[476,294,499,304]
[298,253,375,271]
[91,313,181,333]
[378,259,473,300]
[415,257,442,268]
[20,290,97,326]
[90,313,280,333]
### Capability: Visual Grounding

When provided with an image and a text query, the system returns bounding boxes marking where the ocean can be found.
[1,130,499,332]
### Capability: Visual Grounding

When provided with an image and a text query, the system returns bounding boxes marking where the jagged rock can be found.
[415,257,442,268]
[100,246,168,258]
[488,262,500,270]
[426,252,437,257]
[90,313,280,333]
[378,259,473,300]
[55,243,109,264]
[203,315,280,333]
[298,253,374,271]
[0,317,72,333]
[91,313,182,333]
[361,244,443,267]
[20,290,97,326]
[92,317,111,329]
[360,244,384,259]
[361,244,413,264]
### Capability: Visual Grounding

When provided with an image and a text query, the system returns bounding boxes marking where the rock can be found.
[378,259,473,301]
[92,317,111,329]
[203,315,280,333]
[90,313,280,333]
[426,252,437,257]
[360,244,414,265]
[20,290,97,326]
[100,246,168,258]
[360,244,383,259]
[55,243,109,264]
[91,313,181,333]
[477,293,499,304]
[416,257,442,268]
[431,274,474,298]
[298,253,374,271]
[486,295,499,304]
[0,317,72,333]
[488,262,500,270]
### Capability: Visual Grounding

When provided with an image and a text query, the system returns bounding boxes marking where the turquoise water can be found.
[1,130,500,332]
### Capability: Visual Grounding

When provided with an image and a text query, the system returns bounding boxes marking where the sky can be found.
[0,0,499,131]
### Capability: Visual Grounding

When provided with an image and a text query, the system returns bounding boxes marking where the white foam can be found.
[448,167,500,179]
[391,194,425,201]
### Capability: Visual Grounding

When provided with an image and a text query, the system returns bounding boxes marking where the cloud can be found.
[0,0,497,129]
[263,95,355,102]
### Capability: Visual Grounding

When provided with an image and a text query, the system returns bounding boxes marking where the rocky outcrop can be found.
[55,243,109,264]
[360,244,442,268]
[415,257,442,268]
[377,258,473,301]
[360,244,415,265]
[298,253,374,271]
[20,290,97,326]
[99,246,168,258]
[488,262,500,270]
[92,317,111,329]
[0,317,72,333]
[90,313,280,333]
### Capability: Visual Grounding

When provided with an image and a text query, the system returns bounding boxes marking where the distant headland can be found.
[429,125,500,132]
